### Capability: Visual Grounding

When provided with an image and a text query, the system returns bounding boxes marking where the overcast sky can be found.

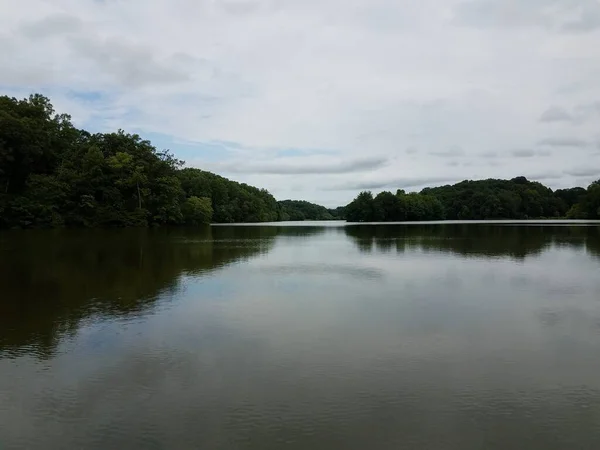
[1,0,600,206]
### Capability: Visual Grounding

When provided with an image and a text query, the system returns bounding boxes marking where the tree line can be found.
[0,94,339,228]
[344,177,600,222]
[278,200,341,221]
[1,94,598,228]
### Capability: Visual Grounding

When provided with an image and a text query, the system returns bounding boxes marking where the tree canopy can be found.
[177,168,279,223]
[277,200,341,221]
[345,177,600,222]
[345,190,445,222]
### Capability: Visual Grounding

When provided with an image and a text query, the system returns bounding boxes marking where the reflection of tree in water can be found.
[0,226,282,358]
[345,224,600,260]
[212,225,328,239]
[272,225,331,238]
[584,227,600,257]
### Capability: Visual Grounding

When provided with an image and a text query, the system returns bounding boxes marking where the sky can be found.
[1,0,600,207]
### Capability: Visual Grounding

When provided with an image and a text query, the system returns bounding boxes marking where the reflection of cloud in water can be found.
[255,263,383,280]
[538,308,600,334]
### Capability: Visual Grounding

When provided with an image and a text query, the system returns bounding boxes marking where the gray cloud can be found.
[215,156,388,175]
[525,171,563,181]
[539,102,600,125]
[20,14,83,39]
[561,3,600,32]
[538,137,588,148]
[454,0,600,33]
[478,151,499,159]
[564,167,600,177]
[331,171,565,191]
[4,0,600,205]
[327,176,456,191]
[16,13,194,88]
[218,0,263,15]
[429,147,465,158]
[539,106,573,123]
[69,37,191,87]
[453,0,553,29]
[512,149,536,158]
[574,101,600,120]
[511,149,552,158]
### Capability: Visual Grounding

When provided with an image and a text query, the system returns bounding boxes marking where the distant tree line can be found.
[277,200,341,221]
[345,177,600,222]
[1,94,598,228]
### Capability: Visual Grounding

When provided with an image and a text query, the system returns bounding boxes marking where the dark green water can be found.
[2,222,600,449]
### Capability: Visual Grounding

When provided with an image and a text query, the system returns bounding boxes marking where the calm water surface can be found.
[1,222,600,449]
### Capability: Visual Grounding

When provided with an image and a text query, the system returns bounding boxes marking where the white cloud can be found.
[1,0,600,205]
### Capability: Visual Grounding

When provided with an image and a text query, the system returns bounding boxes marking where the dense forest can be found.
[345,177,600,222]
[278,200,340,221]
[1,94,598,228]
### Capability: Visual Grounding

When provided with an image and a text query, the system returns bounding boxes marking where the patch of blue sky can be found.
[0,84,37,98]
[67,90,105,102]
[178,274,240,304]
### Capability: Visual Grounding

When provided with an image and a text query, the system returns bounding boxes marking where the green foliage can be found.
[554,187,586,213]
[421,177,566,220]
[328,206,346,220]
[277,200,339,221]
[345,191,375,222]
[345,190,445,222]
[177,168,279,223]
[344,177,600,222]
[568,180,600,219]
[182,196,213,224]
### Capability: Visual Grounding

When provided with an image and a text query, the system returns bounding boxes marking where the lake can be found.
[1,222,600,449]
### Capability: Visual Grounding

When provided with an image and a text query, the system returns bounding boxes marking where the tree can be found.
[345,191,375,222]
[177,168,279,223]
[373,191,402,221]
[421,177,564,220]
[277,200,337,221]
[344,190,444,222]
[581,181,600,219]
[182,196,213,224]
